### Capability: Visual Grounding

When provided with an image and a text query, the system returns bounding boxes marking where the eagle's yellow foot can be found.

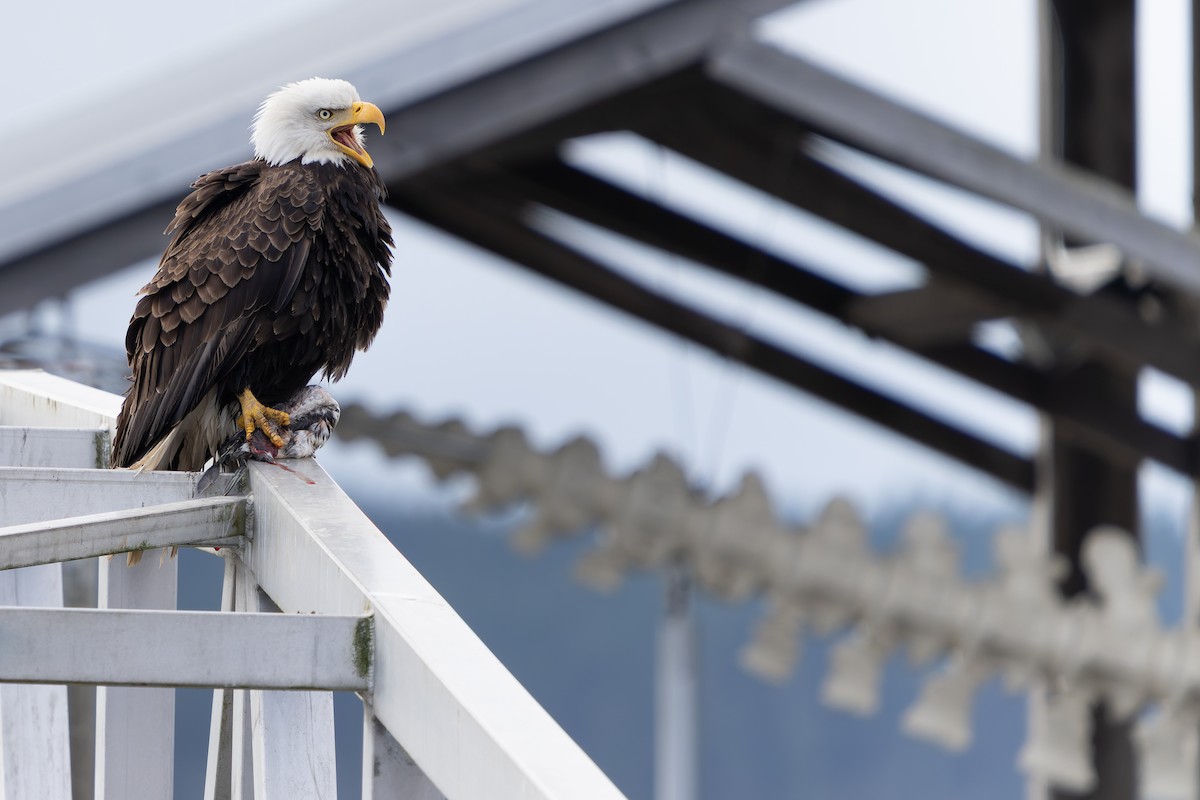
[235,388,290,448]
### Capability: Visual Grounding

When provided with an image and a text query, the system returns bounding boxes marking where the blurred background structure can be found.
[4,0,1200,798]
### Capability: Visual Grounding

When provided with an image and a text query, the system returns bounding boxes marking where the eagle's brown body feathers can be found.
[112,159,391,470]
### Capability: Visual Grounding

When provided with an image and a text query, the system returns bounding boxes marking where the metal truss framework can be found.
[2,2,1197,798]
[388,42,1200,491]
[3,0,1198,493]
[0,370,625,800]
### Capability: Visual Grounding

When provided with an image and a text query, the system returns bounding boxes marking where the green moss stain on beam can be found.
[354,616,374,680]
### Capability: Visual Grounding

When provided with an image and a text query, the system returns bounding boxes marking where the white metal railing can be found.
[0,370,626,800]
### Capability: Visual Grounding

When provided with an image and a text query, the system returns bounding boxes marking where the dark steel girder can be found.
[1045,2,1140,795]
[627,78,1200,389]
[487,159,1197,475]
[704,39,1200,300]
[0,199,176,316]
[388,173,1036,492]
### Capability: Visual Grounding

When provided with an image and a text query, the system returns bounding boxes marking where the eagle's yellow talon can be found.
[236,388,290,448]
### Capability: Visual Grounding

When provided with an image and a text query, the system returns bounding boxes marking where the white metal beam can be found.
[0,426,109,468]
[0,466,203,524]
[0,371,121,431]
[245,458,626,800]
[0,497,244,569]
[0,607,368,689]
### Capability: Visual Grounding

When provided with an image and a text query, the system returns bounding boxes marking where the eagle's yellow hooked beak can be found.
[327,101,385,169]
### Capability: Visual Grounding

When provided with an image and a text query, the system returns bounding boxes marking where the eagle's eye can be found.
[317,109,333,121]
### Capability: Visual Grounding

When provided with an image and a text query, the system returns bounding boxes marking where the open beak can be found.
[328,101,385,169]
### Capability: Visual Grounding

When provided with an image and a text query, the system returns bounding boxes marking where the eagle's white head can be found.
[251,78,385,169]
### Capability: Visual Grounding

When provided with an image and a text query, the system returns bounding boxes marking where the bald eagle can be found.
[112,78,392,471]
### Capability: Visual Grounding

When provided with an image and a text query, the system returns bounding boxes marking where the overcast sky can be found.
[6,0,1195,524]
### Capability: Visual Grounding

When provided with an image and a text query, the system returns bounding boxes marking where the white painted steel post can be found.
[363,706,444,799]
[0,565,72,800]
[248,691,336,800]
[230,562,255,800]
[204,557,238,800]
[247,687,336,800]
[63,557,97,800]
[204,688,235,800]
[236,562,338,800]
[656,568,698,800]
[95,554,178,800]
[231,688,254,800]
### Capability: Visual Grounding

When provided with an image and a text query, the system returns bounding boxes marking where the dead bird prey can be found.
[196,385,340,494]
[217,385,340,466]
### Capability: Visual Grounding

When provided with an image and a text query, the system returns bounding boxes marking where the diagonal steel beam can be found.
[497,160,1195,473]
[244,458,626,800]
[0,497,245,570]
[845,285,1011,345]
[705,39,1200,300]
[389,178,1035,491]
[507,159,856,319]
[634,87,1200,387]
[367,0,796,184]
[0,466,203,524]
